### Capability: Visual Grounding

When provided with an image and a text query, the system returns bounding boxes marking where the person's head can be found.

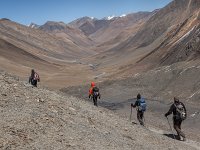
[137,93,141,100]
[31,69,35,74]
[174,97,180,104]
[91,82,95,87]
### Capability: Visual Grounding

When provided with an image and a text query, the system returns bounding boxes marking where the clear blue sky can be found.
[0,0,172,25]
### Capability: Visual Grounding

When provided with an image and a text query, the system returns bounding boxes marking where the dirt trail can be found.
[147,126,200,150]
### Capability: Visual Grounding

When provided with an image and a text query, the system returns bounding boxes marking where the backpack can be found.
[138,98,146,112]
[175,103,186,120]
[34,72,40,81]
[93,87,99,97]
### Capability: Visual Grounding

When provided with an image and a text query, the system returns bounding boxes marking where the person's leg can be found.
[29,77,31,83]
[93,96,97,106]
[137,111,144,125]
[31,79,35,86]
[31,80,37,87]
[35,80,37,87]
[177,120,186,140]
[93,97,95,105]
[94,97,98,106]
[173,120,185,140]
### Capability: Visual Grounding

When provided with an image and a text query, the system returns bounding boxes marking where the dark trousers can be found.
[137,111,144,125]
[173,118,185,139]
[29,77,37,87]
[93,96,98,106]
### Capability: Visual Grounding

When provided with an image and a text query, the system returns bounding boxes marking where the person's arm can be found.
[165,104,174,117]
[131,100,138,108]
[89,88,92,98]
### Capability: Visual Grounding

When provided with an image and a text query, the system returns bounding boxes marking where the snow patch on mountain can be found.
[107,15,115,20]
[28,23,40,29]
[120,14,127,17]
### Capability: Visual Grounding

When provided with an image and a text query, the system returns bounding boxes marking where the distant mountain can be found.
[133,0,200,66]
[0,19,95,79]
[68,16,97,29]
[39,21,67,31]
[79,0,199,82]
[89,11,153,44]
[1,0,200,89]
[69,16,113,36]
[28,22,40,29]
[39,21,94,48]
[68,12,153,46]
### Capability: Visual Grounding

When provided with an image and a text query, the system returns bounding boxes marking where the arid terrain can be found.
[0,0,200,149]
[1,70,200,150]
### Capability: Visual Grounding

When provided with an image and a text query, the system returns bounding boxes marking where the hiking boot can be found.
[176,136,181,140]
[140,122,144,126]
[182,137,186,141]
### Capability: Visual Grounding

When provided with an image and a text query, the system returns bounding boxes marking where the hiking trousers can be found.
[137,111,144,125]
[93,96,98,106]
[173,118,185,139]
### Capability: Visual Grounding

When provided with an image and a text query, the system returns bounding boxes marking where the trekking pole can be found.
[143,115,146,127]
[166,117,176,140]
[130,105,132,122]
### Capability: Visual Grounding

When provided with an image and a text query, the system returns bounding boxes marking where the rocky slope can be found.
[0,71,198,150]
[61,61,200,143]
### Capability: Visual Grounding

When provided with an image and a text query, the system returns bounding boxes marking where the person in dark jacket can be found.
[165,97,187,141]
[29,69,40,87]
[131,93,146,126]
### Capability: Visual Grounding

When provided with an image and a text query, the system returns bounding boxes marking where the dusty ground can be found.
[61,61,200,143]
[1,71,200,150]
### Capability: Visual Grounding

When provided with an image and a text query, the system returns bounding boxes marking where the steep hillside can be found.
[0,71,198,150]
[89,12,153,44]
[39,21,95,48]
[84,0,200,77]
[61,60,200,142]
[134,0,200,68]
[0,19,98,88]
[0,19,92,60]
[68,12,153,48]
[124,0,200,49]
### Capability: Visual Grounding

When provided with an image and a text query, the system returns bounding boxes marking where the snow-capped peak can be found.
[28,23,39,29]
[120,14,127,18]
[107,15,115,20]
[90,17,94,20]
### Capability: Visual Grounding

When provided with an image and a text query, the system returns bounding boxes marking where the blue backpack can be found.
[138,98,146,112]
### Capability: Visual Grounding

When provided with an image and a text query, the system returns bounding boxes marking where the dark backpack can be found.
[175,103,186,120]
[138,98,146,112]
[93,87,99,97]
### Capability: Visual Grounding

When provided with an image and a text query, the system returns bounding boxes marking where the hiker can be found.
[29,69,40,87]
[88,82,101,106]
[165,97,187,141]
[131,93,146,126]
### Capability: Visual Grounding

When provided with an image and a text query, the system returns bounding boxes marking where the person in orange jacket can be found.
[89,82,96,99]
[89,82,101,106]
